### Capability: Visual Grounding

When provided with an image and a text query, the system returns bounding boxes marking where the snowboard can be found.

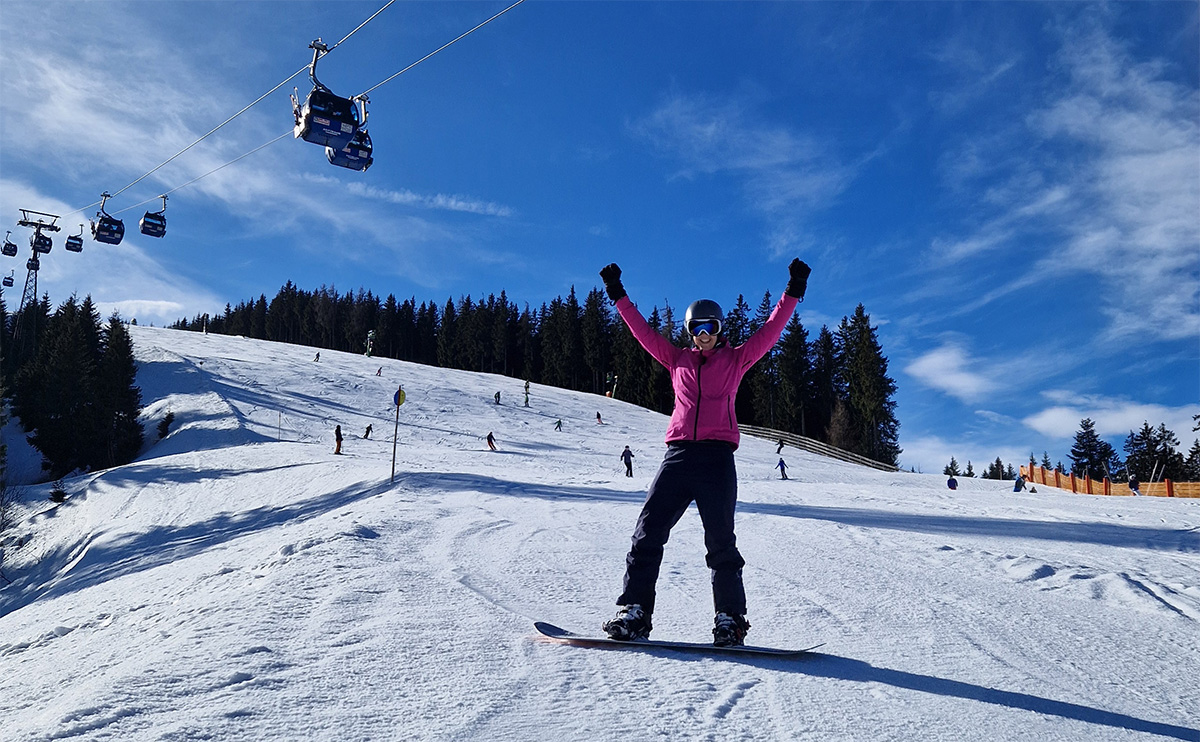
[534,621,820,657]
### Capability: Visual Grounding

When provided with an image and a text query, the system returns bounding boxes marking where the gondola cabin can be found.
[2,272,13,288]
[2,233,16,257]
[326,129,373,171]
[27,256,40,272]
[92,215,125,245]
[295,86,360,152]
[140,211,166,238]
[31,232,52,254]
[65,233,84,252]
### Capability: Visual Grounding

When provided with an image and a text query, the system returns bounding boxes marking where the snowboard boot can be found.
[713,612,750,647]
[602,604,652,641]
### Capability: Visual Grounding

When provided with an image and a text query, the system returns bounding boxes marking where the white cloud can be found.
[898,432,1030,475]
[905,343,998,403]
[1022,391,1199,443]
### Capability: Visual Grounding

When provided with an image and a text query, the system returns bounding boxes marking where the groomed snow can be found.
[1,326,1197,741]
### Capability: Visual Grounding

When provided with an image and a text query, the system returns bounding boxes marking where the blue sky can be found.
[1,1,1197,473]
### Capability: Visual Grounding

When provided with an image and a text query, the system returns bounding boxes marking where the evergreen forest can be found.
[169,282,903,466]
[1,294,144,479]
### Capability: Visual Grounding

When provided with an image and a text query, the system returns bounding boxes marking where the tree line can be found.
[170,282,902,466]
[944,416,1200,484]
[1,294,144,480]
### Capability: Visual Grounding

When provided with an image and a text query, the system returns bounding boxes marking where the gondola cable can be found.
[57,0,522,224]
[357,0,525,99]
[62,0,399,219]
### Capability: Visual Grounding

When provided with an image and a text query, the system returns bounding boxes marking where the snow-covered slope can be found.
[1,326,1197,741]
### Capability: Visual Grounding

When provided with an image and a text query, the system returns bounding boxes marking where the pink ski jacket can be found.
[616,293,799,450]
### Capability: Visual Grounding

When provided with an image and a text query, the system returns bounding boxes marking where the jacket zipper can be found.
[693,353,704,439]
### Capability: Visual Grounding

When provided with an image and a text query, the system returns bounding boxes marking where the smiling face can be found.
[691,332,720,351]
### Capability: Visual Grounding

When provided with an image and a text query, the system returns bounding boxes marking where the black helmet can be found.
[685,299,724,336]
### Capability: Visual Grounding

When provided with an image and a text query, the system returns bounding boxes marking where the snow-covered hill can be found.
[1,326,1197,741]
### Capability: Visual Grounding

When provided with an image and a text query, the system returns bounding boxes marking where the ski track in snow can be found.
[0,326,1198,742]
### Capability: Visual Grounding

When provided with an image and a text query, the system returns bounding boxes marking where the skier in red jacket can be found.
[598,258,810,646]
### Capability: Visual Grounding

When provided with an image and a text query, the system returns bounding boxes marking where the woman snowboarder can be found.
[598,258,810,646]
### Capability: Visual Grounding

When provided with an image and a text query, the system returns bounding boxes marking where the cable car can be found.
[65,224,84,252]
[2,231,17,257]
[31,230,52,254]
[27,256,40,272]
[292,39,363,153]
[3,271,13,288]
[91,192,125,245]
[140,195,167,238]
[327,127,373,172]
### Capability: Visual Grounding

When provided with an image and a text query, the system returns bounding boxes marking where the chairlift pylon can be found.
[2,231,17,258]
[140,195,168,238]
[65,224,85,252]
[292,39,363,153]
[91,192,125,245]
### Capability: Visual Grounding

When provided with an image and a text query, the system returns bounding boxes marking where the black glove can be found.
[599,263,626,302]
[785,258,811,299]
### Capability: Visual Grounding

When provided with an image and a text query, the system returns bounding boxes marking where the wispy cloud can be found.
[342,181,512,217]
[628,90,858,257]
[932,14,1200,342]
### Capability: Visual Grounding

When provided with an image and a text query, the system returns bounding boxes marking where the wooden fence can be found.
[739,424,900,473]
[1020,465,1200,499]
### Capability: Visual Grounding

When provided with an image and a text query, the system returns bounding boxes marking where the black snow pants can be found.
[616,440,746,616]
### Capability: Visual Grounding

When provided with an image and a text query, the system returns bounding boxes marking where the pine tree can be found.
[96,314,143,468]
[775,313,813,436]
[1041,451,1053,469]
[20,297,99,478]
[810,326,838,443]
[827,400,855,452]
[985,457,1005,479]
[836,305,900,465]
[747,291,779,428]
[1123,422,1157,480]
[1069,418,1120,480]
[580,289,612,396]
[964,460,975,478]
[1184,439,1200,481]
[943,457,961,476]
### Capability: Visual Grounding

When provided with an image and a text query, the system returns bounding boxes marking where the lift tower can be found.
[15,209,62,313]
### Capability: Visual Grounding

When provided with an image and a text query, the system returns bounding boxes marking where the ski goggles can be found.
[688,319,722,337]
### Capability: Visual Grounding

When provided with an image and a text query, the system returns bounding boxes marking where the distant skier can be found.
[595,411,603,425]
[776,458,788,480]
[313,352,320,362]
[947,476,958,490]
[486,432,497,451]
[776,439,785,454]
[620,446,635,477]
[524,380,531,408]
[597,257,810,648]
[1013,474,1026,492]
[554,419,563,432]
[334,424,343,455]
[363,424,373,439]
[1128,475,1142,496]
[495,392,501,405]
